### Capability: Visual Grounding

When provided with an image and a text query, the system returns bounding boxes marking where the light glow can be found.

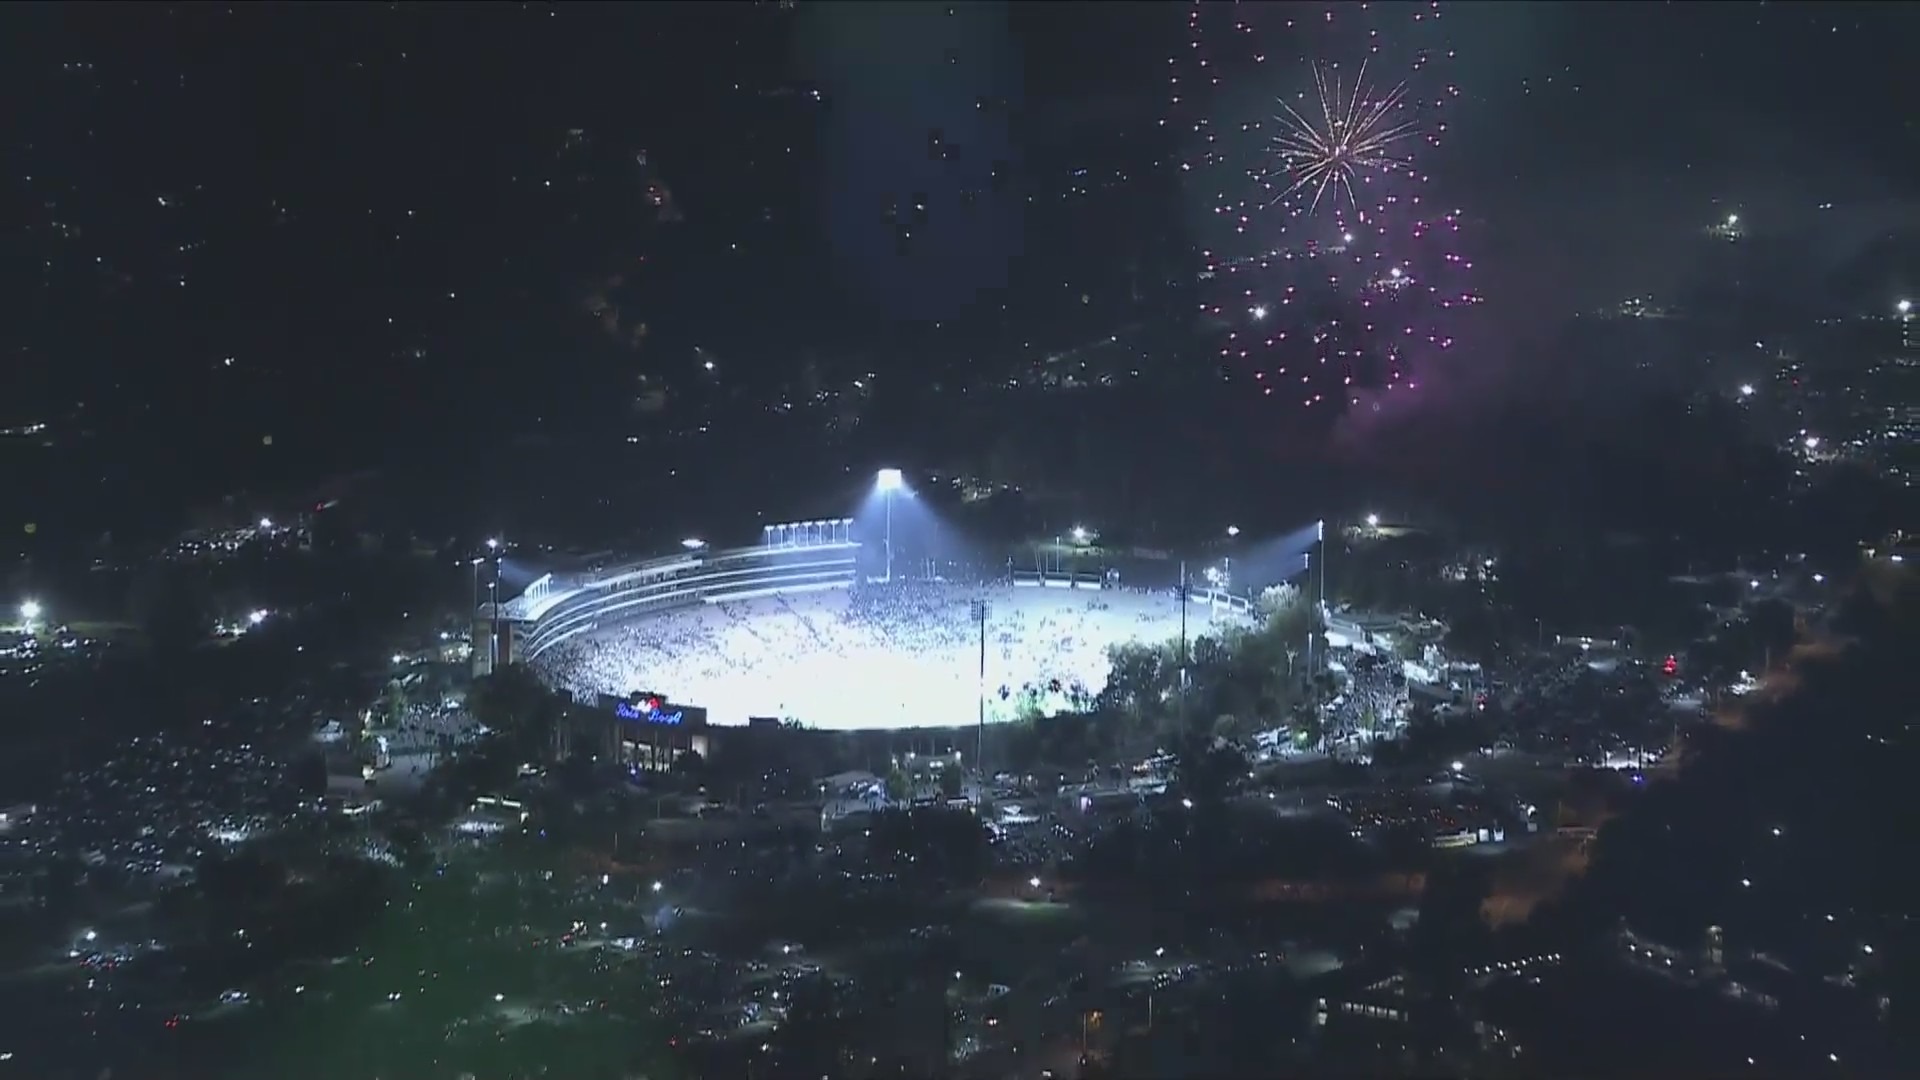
[875,468,904,492]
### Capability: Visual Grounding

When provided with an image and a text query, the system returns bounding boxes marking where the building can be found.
[560,692,712,772]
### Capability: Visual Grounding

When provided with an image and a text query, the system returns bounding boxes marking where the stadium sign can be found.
[601,692,706,728]
[616,698,683,725]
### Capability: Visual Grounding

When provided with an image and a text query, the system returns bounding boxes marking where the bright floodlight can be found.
[485,537,500,551]
[1226,525,1241,537]
[1900,299,1913,315]
[19,600,42,622]
[258,517,273,530]
[1250,304,1268,321]
[1070,526,1088,544]
[1450,760,1465,773]
[1738,383,1755,397]
[1365,513,1380,528]
[681,537,706,550]
[876,468,904,492]
[248,609,268,626]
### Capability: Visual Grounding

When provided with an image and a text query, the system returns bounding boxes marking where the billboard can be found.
[597,691,708,729]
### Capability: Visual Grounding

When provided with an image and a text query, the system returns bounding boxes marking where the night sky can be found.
[3,1,1916,534]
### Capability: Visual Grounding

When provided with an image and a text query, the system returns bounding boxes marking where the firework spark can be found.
[1265,60,1420,214]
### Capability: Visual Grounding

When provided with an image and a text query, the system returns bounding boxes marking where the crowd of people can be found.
[1323,650,1412,747]
[378,699,483,754]
[534,583,1244,731]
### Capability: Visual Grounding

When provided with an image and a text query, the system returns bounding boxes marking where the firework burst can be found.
[1171,1,1476,418]
[1265,60,1421,214]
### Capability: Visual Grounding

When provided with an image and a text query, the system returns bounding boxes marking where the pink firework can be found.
[1171,1,1479,416]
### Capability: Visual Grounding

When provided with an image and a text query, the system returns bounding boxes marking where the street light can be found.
[1225,525,1240,538]
[876,469,904,582]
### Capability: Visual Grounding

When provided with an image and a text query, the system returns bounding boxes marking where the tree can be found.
[937,764,964,800]
[467,665,566,759]
[381,677,409,727]
[128,567,212,650]
[671,748,705,775]
[1290,707,1326,751]
[1099,640,1176,718]
[1173,730,1246,806]
[884,767,912,803]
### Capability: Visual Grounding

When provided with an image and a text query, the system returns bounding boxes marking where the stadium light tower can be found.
[971,598,990,772]
[876,468,904,582]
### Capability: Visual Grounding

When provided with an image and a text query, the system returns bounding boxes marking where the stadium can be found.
[492,504,1265,732]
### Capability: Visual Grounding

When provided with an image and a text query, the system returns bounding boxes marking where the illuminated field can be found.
[532,584,1250,731]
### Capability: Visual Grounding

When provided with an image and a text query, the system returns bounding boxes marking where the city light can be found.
[1226,525,1241,537]
[875,468,904,492]
[1070,526,1089,544]
[258,517,273,530]
[485,537,500,551]
[680,538,706,551]
[1738,383,1755,397]
[1900,299,1912,315]
[19,600,41,623]
[247,609,268,626]
[1365,513,1381,528]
